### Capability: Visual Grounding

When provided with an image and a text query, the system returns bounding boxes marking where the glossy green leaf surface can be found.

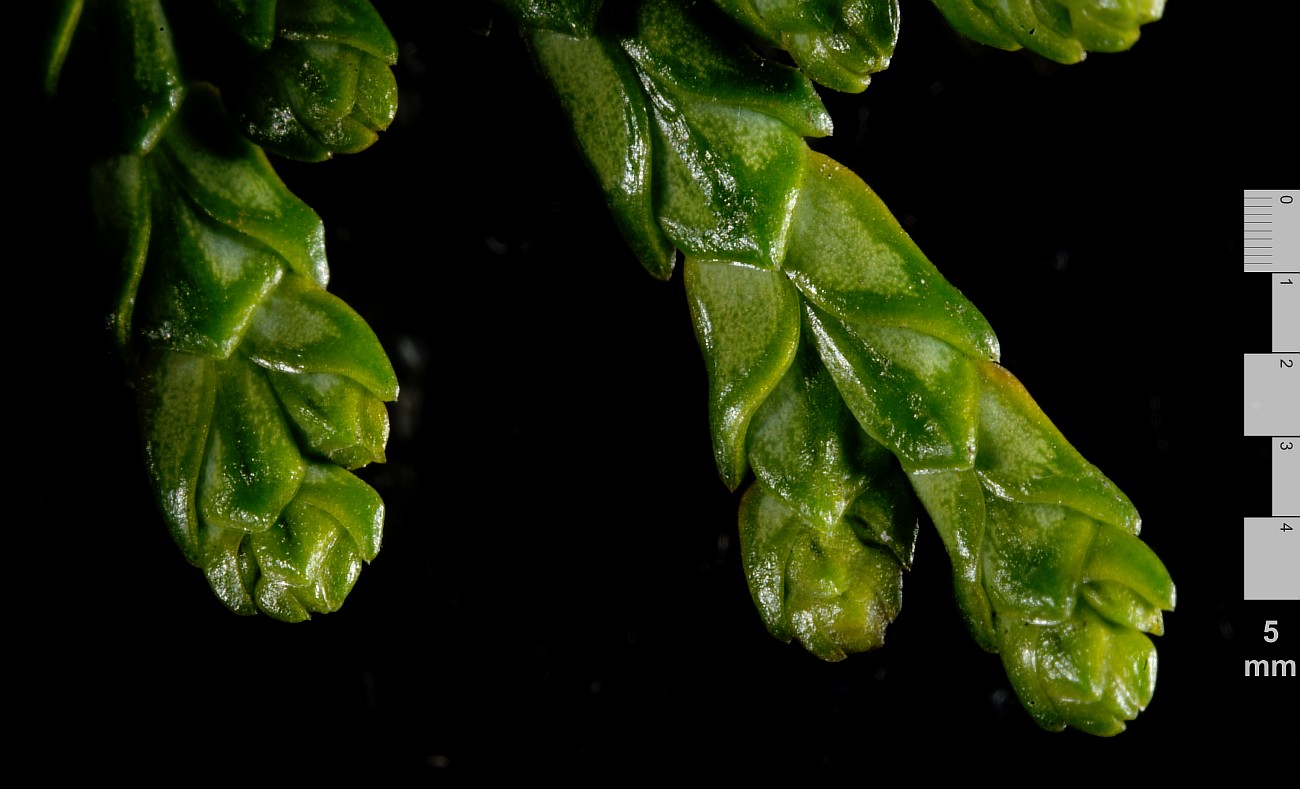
[625,0,823,268]
[500,0,605,37]
[785,152,999,362]
[107,0,185,153]
[713,0,900,92]
[509,0,1174,734]
[228,0,399,161]
[806,303,981,473]
[154,84,329,286]
[910,360,1172,733]
[277,0,400,61]
[685,258,800,489]
[137,349,217,566]
[930,0,1164,63]
[128,84,342,357]
[268,369,390,468]
[56,0,398,621]
[520,0,832,271]
[138,162,285,357]
[531,29,677,279]
[293,462,385,563]
[740,482,904,661]
[199,355,306,534]
[242,273,399,401]
[974,362,1139,532]
[628,0,833,138]
[998,606,1158,736]
[748,338,918,567]
[123,97,392,618]
[139,347,388,621]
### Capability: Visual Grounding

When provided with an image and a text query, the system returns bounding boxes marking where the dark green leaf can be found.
[197,356,305,533]
[713,0,900,92]
[531,29,677,279]
[137,350,216,565]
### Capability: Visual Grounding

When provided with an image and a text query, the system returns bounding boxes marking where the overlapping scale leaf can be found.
[773,145,1172,732]
[293,462,385,563]
[740,482,904,661]
[105,0,185,153]
[499,0,605,38]
[981,498,1096,623]
[241,273,399,402]
[530,29,676,279]
[137,350,217,566]
[713,0,900,93]
[267,370,390,468]
[274,0,398,57]
[805,302,981,472]
[199,355,306,534]
[908,469,997,648]
[747,337,918,565]
[227,0,398,161]
[626,0,833,137]
[136,349,387,621]
[907,360,1173,733]
[784,151,999,471]
[41,0,186,152]
[192,457,383,622]
[738,332,916,660]
[136,158,285,358]
[55,1,398,621]
[975,362,1139,532]
[127,83,349,357]
[930,0,1164,63]
[1062,0,1166,52]
[785,152,999,362]
[154,83,329,286]
[685,258,800,489]
[1080,524,1175,632]
[997,606,1158,736]
[515,0,832,271]
[622,0,828,268]
[201,528,260,615]
[99,77,394,620]
[917,468,1171,734]
[647,104,808,268]
[507,0,1174,734]
[250,463,382,621]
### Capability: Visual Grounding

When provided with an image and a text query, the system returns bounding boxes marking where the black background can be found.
[28,0,1297,779]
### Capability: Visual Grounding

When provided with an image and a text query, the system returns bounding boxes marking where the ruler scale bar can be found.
[1245,192,1300,599]
[1244,190,1297,272]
